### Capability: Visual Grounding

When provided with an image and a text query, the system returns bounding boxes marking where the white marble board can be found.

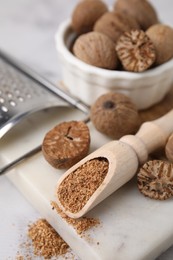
[1,0,173,258]
[1,106,173,260]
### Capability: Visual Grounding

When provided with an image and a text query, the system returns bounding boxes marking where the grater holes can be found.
[0,114,9,121]
[0,56,59,134]
[9,100,16,107]
[17,96,25,102]
[26,93,32,99]
[0,97,5,103]
[11,82,18,89]
[14,88,20,95]
[1,105,8,112]
[7,91,13,99]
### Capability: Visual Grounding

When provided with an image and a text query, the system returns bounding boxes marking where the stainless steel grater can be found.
[0,50,89,139]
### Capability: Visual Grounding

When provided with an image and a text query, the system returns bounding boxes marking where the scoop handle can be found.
[137,109,173,152]
[121,109,173,164]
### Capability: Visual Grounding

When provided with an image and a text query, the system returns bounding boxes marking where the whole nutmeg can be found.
[73,32,118,69]
[94,11,140,42]
[90,92,140,139]
[146,24,173,66]
[71,0,108,34]
[114,0,159,31]
[165,133,173,162]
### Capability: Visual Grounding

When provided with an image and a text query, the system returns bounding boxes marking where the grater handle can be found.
[0,145,42,175]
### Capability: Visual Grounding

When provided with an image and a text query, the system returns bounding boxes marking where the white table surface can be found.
[0,0,173,259]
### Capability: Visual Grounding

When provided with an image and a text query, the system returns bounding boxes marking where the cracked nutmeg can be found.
[116,30,156,72]
[42,121,90,169]
[137,160,173,200]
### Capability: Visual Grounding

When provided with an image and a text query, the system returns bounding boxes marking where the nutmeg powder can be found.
[51,201,100,235]
[57,157,109,213]
[28,219,69,259]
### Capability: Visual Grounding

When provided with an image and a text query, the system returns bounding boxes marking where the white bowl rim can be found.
[55,19,173,80]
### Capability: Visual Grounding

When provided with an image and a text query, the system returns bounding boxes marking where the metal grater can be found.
[0,50,89,138]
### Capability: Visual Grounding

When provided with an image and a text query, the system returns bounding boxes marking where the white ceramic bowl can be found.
[55,20,173,110]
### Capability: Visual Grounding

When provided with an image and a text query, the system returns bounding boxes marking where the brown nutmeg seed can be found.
[116,30,156,72]
[71,0,108,34]
[73,31,118,69]
[94,11,140,43]
[114,0,159,31]
[90,92,140,139]
[146,24,173,66]
[42,121,90,169]
[137,160,173,200]
[165,133,173,162]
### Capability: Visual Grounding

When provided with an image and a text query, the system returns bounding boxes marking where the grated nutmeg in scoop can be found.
[137,160,173,200]
[42,121,90,169]
[57,157,109,213]
[116,30,156,72]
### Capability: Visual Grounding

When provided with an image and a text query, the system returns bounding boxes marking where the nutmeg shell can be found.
[94,11,140,42]
[146,24,173,66]
[72,0,108,34]
[90,92,140,139]
[73,31,118,69]
[114,0,159,31]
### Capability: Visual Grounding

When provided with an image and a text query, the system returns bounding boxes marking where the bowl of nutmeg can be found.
[55,0,173,110]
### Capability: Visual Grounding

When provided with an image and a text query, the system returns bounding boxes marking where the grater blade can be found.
[0,50,89,138]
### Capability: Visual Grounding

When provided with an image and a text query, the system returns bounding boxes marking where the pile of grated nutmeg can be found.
[16,203,100,260]
[27,219,69,259]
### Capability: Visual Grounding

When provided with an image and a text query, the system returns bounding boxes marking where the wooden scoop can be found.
[56,109,173,218]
